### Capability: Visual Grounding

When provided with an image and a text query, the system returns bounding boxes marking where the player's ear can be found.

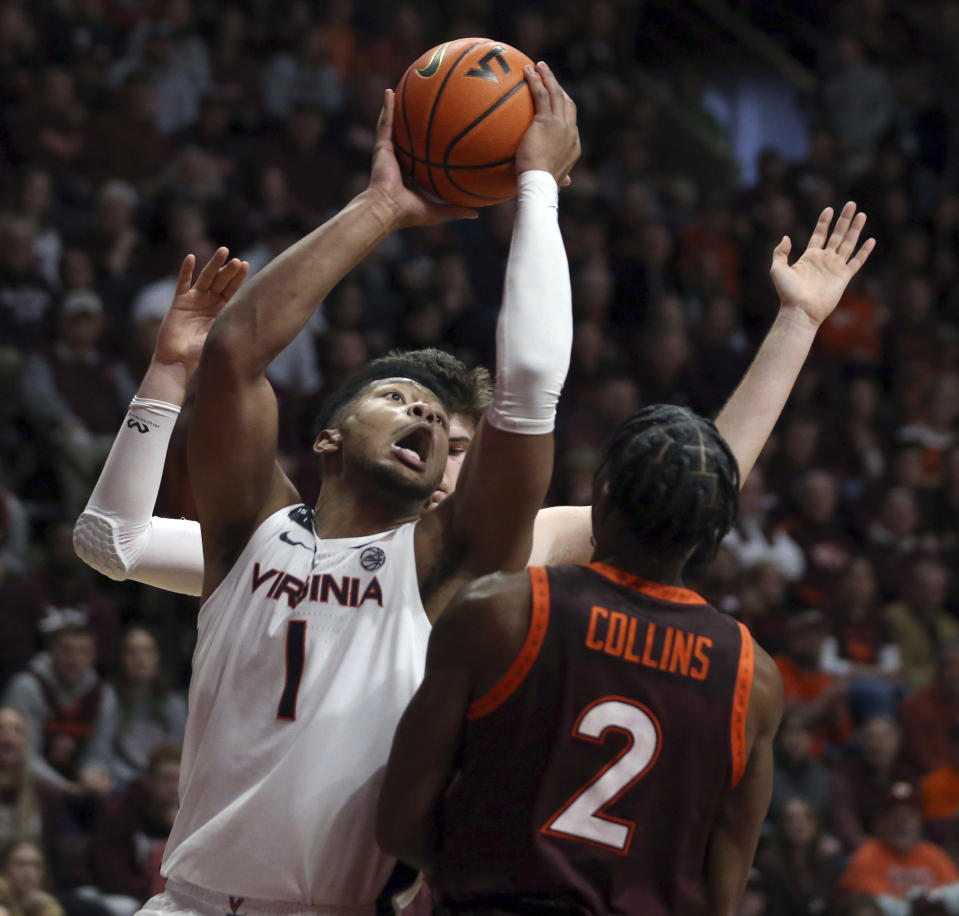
[314,428,343,456]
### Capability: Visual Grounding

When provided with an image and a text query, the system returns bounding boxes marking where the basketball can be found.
[393,38,535,208]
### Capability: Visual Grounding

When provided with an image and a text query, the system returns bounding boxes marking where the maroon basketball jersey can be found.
[431,563,754,916]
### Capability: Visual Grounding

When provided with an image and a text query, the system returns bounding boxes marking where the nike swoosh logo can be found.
[279,531,312,551]
[416,42,450,78]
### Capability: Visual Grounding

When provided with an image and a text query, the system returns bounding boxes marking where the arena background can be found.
[1,1,958,914]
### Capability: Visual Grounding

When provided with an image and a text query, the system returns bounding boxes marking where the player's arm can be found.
[714,201,875,482]
[190,91,475,599]
[73,250,248,596]
[526,204,876,568]
[419,63,579,590]
[704,643,784,916]
[377,572,530,870]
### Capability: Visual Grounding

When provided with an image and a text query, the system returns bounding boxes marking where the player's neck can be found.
[312,481,422,539]
[593,540,688,588]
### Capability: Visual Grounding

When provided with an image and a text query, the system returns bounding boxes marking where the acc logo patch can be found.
[360,546,386,571]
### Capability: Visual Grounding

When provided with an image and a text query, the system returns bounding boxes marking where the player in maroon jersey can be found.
[377,404,784,915]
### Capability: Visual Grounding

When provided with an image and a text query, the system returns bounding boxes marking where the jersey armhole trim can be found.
[467,567,551,720]
[731,621,755,788]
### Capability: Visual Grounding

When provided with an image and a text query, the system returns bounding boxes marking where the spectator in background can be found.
[824,555,898,675]
[91,745,180,908]
[0,461,29,583]
[2,624,115,800]
[0,839,63,916]
[108,629,185,785]
[885,556,959,690]
[865,487,930,600]
[758,796,843,916]
[839,782,959,903]
[830,715,921,851]
[19,291,129,514]
[775,609,853,756]
[0,519,119,686]
[900,641,959,774]
[0,215,56,354]
[770,706,834,829]
[262,23,344,121]
[782,469,857,608]
[85,73,172,188]
[723,465,806,583]
[921,718,959,846]
[823,34,893,178]
[0,707,59,852]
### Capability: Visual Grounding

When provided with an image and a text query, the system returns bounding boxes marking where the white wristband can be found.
[486,170,571,435]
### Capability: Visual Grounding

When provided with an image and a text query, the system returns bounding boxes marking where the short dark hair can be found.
[383,348,491,426]
[596,404,739,566]
[313,348,491,434]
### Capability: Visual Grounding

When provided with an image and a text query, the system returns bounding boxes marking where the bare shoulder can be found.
[436,570,532,636]
[430,570,533,682]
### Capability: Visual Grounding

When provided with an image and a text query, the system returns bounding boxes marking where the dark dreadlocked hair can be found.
[314,348,491,435]
[596,404,740,568]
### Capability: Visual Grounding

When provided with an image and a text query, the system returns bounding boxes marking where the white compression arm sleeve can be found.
[73,397,204,596]
[486,170,572,435]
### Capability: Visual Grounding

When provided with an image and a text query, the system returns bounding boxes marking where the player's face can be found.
[337,378,450,501]
[427,414,476,508]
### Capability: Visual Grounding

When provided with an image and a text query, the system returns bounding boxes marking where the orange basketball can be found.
[393,38,535,208]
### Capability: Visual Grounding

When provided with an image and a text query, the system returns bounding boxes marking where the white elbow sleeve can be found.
[486,170,572,436]
[73,397,180,580]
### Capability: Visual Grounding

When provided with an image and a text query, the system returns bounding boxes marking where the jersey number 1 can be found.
[541,697,661,854]
[277,620,307,720]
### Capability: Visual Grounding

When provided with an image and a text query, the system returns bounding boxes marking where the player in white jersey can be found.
[77,63,580,916]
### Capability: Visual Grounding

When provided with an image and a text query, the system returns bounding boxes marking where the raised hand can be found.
[367,89,478,230]
[515,61,580,187]
[769,201,876,328]
[153,247,250,374]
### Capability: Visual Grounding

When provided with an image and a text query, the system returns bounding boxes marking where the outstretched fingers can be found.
[195,247,230,292]
[825,201,857,252]
[771,235,792,269]
[846,236,876,275]
[807,207,834,251]
[836,210,867,262]
[211,257,245,294]
[221,260,250,301]
[174,253,196,296]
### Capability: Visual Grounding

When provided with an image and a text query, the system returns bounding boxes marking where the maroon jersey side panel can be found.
[432,564,752,916]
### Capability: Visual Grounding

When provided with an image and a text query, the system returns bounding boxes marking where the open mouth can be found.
[391,425,433,471]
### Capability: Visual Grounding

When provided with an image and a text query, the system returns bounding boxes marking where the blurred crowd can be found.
[2,0,959,914]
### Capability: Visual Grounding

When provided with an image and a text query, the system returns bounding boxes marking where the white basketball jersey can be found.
[161,505,431,907]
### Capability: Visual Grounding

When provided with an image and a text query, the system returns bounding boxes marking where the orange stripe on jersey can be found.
[468,567,551,720]
[730,622,755,788]
[588,562,707,606]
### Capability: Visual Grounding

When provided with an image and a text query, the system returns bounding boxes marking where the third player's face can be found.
[427,415,476,508]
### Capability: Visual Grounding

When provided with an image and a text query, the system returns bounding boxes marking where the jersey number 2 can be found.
[277,620,307,720]
[541,697,661,854]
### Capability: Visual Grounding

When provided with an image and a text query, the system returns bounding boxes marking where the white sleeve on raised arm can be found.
[486,169,571,435]
[73,396,204,596]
